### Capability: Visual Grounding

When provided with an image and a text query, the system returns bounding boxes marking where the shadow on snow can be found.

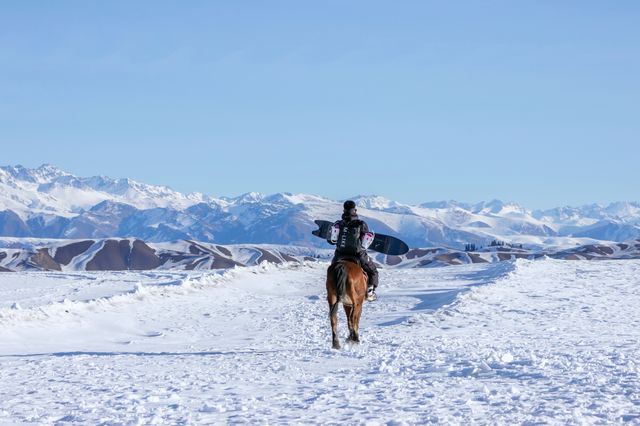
[0,349,286,359]
[377,261,518,327]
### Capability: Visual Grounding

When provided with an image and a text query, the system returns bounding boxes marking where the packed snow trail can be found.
[0,260,639,424]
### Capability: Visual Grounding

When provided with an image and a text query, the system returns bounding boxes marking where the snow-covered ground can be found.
[1,259,639,424]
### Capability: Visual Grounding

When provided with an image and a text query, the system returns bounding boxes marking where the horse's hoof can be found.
[332,342,341,350]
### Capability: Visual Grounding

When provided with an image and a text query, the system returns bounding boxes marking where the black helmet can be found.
[343,200,356,211]
[342,200,357,219]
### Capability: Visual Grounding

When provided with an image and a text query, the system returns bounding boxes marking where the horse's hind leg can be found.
[330,305,340,349]
[344,305,359,343]
[327,278,340,350]
[350,302,363,343]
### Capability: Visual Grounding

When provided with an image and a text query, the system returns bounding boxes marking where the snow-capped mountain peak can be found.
[222,192,264,204]
[349,195,416,215]
[32,164,72,182]
[0,164,209,217]
[0,164,71,184]
[351,195,396,210]
[470,199,525,215]
[604,201,640,221]
[419,200,471,210]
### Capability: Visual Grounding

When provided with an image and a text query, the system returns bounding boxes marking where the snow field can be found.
[0,259,639,424]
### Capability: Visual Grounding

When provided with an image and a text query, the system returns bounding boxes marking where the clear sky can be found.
[1,1,638,209]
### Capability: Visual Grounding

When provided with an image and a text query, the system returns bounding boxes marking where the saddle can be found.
[334,255,361,267]
[333,256,368,280]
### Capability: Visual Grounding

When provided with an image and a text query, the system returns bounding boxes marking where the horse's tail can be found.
[330,262,348,317]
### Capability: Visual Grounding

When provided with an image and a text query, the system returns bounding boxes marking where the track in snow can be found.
[1,260,639,424]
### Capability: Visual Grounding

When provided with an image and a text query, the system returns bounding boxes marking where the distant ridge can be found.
[1,237,638,272]
[0,238,323,272]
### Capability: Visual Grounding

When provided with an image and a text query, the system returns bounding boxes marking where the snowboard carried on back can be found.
[312,220,409,256]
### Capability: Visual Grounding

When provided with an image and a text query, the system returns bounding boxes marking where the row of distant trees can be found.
[464,240,524,252]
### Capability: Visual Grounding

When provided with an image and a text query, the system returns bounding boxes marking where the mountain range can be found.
[1,164,639,249]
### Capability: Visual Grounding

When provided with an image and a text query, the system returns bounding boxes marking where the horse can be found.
[326,259,368,349]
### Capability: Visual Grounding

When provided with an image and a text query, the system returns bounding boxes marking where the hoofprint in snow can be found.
[1,260,639,424]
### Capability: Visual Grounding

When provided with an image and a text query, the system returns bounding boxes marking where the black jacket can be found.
[328,214,370,255]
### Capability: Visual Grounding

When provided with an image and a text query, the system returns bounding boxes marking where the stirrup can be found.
[366,290,377,302]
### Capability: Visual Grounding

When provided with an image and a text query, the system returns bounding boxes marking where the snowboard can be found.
[312,220,409,256]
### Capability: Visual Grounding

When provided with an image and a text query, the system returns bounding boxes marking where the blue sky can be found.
[1,1,638,208]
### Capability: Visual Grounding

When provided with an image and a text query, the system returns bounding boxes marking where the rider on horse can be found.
[327,200,379,302]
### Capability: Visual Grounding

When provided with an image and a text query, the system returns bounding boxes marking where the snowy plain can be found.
[0,259,639,424]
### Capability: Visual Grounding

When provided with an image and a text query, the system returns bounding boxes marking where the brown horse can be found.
[326,259,368,349]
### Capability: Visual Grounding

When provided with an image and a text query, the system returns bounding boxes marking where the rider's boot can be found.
[366,284,377,302]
